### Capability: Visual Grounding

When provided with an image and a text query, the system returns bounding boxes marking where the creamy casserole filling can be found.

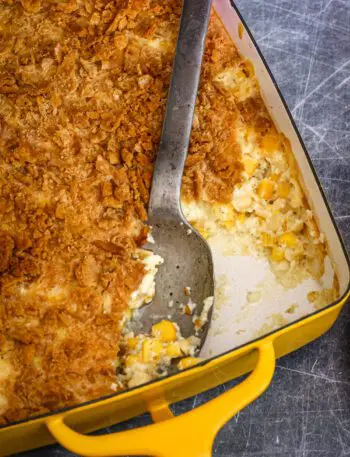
[0,0,337,423]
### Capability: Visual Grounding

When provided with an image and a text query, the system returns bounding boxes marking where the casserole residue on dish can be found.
[0,0,338,423]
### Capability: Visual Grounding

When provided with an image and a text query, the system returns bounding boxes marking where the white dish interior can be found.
[192,0,350,358]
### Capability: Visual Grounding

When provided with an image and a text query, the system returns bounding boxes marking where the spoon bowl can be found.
[135,214,214,345]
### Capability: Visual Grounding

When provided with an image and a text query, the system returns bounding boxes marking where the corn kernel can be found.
[151,320,177,342]
[142,339,163,363]
[277,182,290,198]
[307,291,320,303]
[257,179,274,200]
[262,232,273,247]
[262,132,280,154]
[142,341,152,363]
[237,213,246,224]
[235,69,246,81]
[152,340,163,357]
[270,173,281,182]
[200,229,211,239]
[270,247,285,262]
[242,157,258,176]
[125,354,140,367]
[166,342,182,358]
[126,337,138,350]
[192,222,210,240]
[178,357,201,370]
[279,232,298,247]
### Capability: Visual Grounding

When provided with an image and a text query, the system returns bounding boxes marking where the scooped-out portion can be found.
[0,0,337,424]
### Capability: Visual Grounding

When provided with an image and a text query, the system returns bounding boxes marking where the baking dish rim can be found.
[1,0,349,432]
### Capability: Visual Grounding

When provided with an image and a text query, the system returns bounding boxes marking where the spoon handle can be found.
[148,0,212,220]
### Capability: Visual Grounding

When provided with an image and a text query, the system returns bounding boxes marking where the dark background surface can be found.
[16,0,350,456]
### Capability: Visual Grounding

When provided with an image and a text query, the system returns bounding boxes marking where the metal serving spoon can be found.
[132,0,214,348]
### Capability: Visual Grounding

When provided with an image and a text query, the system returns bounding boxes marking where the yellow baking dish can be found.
[1,1,349,456]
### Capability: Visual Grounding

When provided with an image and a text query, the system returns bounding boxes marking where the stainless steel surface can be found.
[136,0,214,343]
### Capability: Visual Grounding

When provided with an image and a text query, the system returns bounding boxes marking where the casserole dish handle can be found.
[47,341,275,457]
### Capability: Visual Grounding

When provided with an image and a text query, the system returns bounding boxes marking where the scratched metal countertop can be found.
[17,1,350,456]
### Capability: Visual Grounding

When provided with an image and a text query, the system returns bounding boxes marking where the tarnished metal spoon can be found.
[133,0,214,348]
